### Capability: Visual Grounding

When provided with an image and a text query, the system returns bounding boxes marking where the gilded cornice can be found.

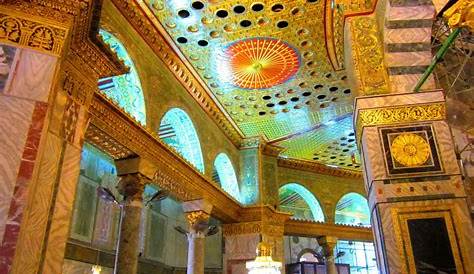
[284,219,373,241]
[109,0,244,147]
[355,102,446,143]
[278,158,363,178]
[89,92,241,222]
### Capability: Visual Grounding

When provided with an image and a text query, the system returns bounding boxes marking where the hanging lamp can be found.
[246,241,282,273]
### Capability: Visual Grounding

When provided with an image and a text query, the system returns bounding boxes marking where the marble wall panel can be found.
[384,28,432,44]
[354,90,444,110]
[10,132,62,274]
[388,74,436,93]
[387,4,435,20]
[386,51,432,67]
[3,48,57,103]
[0,96,34,241]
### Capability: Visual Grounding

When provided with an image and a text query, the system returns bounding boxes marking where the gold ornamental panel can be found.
[0,9,68,56]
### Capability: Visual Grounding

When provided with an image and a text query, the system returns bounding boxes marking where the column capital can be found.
[115,156,156,179]
[183,199,213,235]
[318,236,338,256]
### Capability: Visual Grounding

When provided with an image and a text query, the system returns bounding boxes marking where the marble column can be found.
[115,157,154,274]
[318,236,338,274]
[354,91,474,273]
[182,199,213,274]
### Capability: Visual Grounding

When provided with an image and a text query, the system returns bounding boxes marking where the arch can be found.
[158,108,205,173]
[213,153,241,201]
[98,29,147,125]
[278,183,325,222]
[335,192,370,227]
[297,248,320,263]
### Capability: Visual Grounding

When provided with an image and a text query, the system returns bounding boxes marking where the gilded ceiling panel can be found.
[144,0,363,169]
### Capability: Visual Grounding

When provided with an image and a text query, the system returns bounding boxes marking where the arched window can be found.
[335,193,370,227]
[158,108,205,173]
[213,153,240,201]
[278,183,325,222]
[98,29,147,125]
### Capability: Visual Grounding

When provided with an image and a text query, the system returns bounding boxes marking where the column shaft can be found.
[187,234,205,274]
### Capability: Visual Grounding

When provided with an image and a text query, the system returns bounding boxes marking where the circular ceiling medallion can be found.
[223,38,300,89]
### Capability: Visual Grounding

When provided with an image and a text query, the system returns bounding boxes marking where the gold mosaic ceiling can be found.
[145,0,362,170]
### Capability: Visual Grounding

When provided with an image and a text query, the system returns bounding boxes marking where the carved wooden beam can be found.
[88,92,241,222]
[284,219,373,241]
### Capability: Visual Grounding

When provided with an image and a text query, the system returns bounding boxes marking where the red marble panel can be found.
[0,102,47,273]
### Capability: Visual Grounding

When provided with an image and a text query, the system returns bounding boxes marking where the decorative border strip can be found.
[355,102,446,143]
[278,158,363,178]
[0,10,68,56]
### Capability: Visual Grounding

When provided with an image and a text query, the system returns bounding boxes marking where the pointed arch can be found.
[335,192,370,227]
[158,108,205,173]
[213,153,240,201]
[279,183,325,222]
[98,29,147,125]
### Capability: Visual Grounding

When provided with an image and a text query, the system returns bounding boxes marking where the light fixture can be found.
[246,242,282,274]
[91,265,102,274]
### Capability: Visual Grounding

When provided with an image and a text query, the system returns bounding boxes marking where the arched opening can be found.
[98,29,147,125]
[278,183,325,222]
[213,153,241,201]
[335,193,370,227]
[158,108,205,173]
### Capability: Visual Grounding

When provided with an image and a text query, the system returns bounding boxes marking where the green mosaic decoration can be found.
[99,29,147,125]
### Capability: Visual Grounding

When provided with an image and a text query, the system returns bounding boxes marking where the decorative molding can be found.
[278,158,363,178]
[0,10,68,56]
[355,102,446,143]
[1,1,128,79]
[110,0,244,147]
[85,124,134,159]
[284,219,373,241]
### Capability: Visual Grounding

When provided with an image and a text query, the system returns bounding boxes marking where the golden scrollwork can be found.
[443,0,474,32]
[356,102,446,142]
[390,133,431,167]
[350,16,389,95]
[186,211,211,228]
[0,11,68,56]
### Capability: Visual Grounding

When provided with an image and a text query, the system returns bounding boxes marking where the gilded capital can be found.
[185,211,211,234]
[117,173,147,202]
[443,0,474,31]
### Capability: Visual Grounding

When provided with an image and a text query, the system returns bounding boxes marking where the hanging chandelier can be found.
[91,265,102,274]
[246,242,282,274]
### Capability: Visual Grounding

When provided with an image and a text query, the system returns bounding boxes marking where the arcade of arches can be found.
[0,1,472,274]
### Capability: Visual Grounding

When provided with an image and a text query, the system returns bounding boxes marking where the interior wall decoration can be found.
[98,29,147,125]
[380,125,443,176]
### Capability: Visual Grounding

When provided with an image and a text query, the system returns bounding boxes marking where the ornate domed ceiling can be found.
[143,0,374,170]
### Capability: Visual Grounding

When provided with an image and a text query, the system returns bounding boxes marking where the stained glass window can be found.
[278,183,325,222]
[98,30,147,125]
[213,153,241,202]
[335,193,371,227]
[158,108,205,173]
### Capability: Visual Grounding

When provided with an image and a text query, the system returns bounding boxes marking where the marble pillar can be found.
[115,157,154,274]
[116,174,146,274]
[355,91,474,273]
[182,199,213,274]
[318,236,338,274]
